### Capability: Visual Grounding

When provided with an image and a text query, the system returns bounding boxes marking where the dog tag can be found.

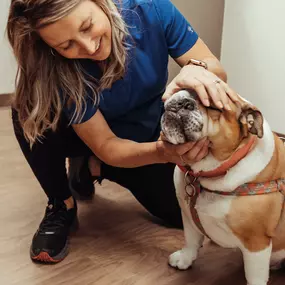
[184,172,199,204]
[185,183,196,196]
[184,183,197,205]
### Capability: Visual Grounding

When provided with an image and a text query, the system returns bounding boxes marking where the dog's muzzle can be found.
[161,90,204,144]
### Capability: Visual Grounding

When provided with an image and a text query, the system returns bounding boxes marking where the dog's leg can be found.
[241,241,272,285]
[168,208,204,270]
[169,166,204,270]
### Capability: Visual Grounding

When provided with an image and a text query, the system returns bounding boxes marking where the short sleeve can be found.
[63,88,99,125]
[152,0,199,58]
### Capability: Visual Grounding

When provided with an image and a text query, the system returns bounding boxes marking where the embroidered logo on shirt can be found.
[188,26,194,33]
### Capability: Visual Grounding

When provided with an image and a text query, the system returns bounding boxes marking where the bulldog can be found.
[161,90,285,285]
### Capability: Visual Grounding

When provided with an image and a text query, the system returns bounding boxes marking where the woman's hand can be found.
[162,65,239,110]
[156,134,210,165]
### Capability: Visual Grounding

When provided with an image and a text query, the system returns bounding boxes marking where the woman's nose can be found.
[79,38,96,55]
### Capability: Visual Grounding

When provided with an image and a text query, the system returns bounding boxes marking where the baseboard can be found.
[0,93,13,107]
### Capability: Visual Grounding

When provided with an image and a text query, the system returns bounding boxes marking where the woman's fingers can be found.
[157,140,195,156]
[162,64,240,111]
[220,81,239,103]
[189,78,211,107]
[215,82,231,111]
[157,137,210,165]
[186,75,225,110]
[198,78,239,110]
[194,140,210,162]
[159,132,168,142]
[181,137,209,164]
[162,81,180,102]
[172,141,197,156]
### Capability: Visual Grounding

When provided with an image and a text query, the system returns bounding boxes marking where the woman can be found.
[7,0,237,264]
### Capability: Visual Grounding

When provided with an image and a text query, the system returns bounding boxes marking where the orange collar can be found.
[178,136,257,178]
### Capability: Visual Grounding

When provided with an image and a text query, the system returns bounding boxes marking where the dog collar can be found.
[204,178,285,196]
[178,136,257,179]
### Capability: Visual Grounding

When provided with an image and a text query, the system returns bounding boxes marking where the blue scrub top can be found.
[64,0,198,142]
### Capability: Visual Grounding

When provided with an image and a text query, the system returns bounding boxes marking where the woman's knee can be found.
[138,197,182,229]
[151,208,183,229]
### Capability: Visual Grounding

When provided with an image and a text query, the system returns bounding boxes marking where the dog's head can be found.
[161,90,264,160]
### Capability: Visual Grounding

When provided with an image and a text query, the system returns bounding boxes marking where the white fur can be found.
[169,167,204,270]
[168,209,204,269]
[242,244,272,285]
[168,119,281,285]
[172,167,242,250]
[195,192,238,248]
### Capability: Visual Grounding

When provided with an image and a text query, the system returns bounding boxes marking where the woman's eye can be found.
[82,23,93,33]
[63,42,73,51]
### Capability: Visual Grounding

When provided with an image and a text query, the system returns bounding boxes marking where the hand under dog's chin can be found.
[162,130,203,145]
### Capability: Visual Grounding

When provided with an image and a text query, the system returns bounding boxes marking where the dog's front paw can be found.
[168,248,196,270]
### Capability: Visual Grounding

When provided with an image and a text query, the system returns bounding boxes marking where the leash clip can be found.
[184,171,198,198]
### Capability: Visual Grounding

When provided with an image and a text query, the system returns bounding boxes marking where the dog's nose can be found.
[184,101,195,111]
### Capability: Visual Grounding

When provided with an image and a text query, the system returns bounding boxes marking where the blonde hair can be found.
[7,0,130,145]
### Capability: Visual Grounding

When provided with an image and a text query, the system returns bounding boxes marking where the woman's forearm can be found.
[97,137,166,167]
[73,110,177,168]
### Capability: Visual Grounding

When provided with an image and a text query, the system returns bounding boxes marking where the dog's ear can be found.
[238,104,264,138]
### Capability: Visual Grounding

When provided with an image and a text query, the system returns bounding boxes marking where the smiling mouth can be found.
[93,38,101,54]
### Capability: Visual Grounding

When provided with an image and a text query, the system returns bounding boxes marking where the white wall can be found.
[221,0,285,133]
[169,0,225,82]
[0,0,17,94]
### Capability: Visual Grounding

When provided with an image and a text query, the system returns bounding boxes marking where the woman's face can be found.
[38,0,112,61]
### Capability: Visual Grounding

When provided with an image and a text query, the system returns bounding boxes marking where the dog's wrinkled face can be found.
[161,90,264,160]
[161,90,204,144]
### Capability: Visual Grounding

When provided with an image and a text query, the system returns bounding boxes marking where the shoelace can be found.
[38,204,69,234]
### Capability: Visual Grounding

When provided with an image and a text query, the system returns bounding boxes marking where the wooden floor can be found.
[0,107,284,285]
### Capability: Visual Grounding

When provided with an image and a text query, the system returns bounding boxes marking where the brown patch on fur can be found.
[202,97,266,162]
[259,135,285,252]
[210,117,242,161]
[228,134,285,252]
[200,95,285,253]
[206,99,265,162]
[272,206,285,252]
[227,193,283,252]
[203,100,244,161]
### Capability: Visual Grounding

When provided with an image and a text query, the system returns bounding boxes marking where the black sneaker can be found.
[68,156,95,201]
[30,199,78,264]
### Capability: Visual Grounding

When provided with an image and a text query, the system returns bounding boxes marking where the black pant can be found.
[12,109,182,228]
